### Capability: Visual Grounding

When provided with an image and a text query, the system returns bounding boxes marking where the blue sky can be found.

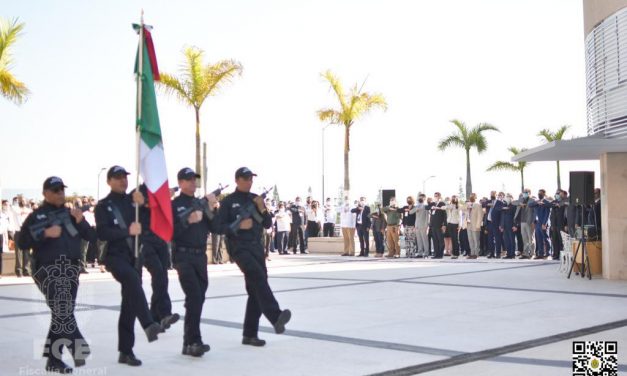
[1,0,599,202]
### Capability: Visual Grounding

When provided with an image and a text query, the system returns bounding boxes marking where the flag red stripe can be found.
[147,182,173,242]
[143,27,160,81]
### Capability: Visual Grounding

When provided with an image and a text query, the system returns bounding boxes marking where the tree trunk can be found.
[556,160,561,190]
[195,107,201,175]
[520,168,525,193]
[344,124,350,193]
[465,149,472,197]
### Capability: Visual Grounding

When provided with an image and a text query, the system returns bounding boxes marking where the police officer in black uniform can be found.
[19,177,96,373]
[135,183,180,329]
[171,167,218,357]
[94,166,162,367]
[218,167,291,347]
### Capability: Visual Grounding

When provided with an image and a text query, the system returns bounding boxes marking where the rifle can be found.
[29,208,78,241]
[177,184,229,224]
[229,187,272,235]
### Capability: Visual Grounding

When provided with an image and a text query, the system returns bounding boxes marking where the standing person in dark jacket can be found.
[352,197,372,257]
[500,194,516,259]
[288,197,306,254]
[171,167,218,357]
[218,167,291,347]
[549,190,568,260]
[135,184,180,331]
[19,177,96,373]
[529,189,551,259]
[428,192,447,259]
[95,166,162,367]
[487,192,505,258]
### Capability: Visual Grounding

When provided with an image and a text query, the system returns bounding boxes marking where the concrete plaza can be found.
[0,254,626,375]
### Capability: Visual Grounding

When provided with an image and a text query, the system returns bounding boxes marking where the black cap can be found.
[235,167,257,179]
[177,167,200,181]
[107,165,130,179]
[43,176,67,191]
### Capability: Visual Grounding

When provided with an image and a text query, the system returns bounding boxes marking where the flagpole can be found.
[134,10,144,261]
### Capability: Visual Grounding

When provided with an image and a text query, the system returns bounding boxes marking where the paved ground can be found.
[1,254,626,375]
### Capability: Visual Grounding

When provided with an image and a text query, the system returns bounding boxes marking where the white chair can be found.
[560,231,573,273]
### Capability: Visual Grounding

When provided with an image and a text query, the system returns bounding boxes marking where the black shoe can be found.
[273,309,291,334]
[182,343,206,357]
[300,250,309,254]
[46,358,73,374]
[144,322,161,342]
[118,352,142,366]
[430,256,443,259]
[160,313,180,330]
[242,336,266,347]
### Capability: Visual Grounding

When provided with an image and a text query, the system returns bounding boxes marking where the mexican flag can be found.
[134,24,173,242]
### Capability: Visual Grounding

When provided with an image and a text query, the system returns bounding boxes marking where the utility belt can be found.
[175,246,206,255]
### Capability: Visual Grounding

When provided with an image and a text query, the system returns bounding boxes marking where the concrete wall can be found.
[601,152,627,280]
[583,0,627,36]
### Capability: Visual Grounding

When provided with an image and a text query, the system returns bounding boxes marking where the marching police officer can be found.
[218,167,291,347]
[19,177,96,373]
[135,183,180,329]
[94,166,162,367]
[171,167,218,357]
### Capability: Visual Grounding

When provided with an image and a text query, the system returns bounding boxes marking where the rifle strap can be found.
[108,200,135,253]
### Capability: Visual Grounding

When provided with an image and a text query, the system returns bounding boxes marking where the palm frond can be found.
[0,69,29,104]
[554,125,571,140]
[450,119,468,141]
[157,72,193,107]
[198,59,243,107]
[317,108,341,124]
[487,161,519,172]
[438,135,465,151]
[321,70,348,113]
[537,128,554,142]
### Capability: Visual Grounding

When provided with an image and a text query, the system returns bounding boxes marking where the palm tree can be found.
[317,70,387,193]
[537,125,570,190]
[0,17,30,104]
[158,46,242,174]
[538,125,570,189]
[438,119,500,196]
[486,147,529,193]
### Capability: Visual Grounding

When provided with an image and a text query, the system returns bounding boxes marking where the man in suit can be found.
[352,197,371,257]
[411,194,430,258]
[487,192,504,258]
[427,192,447,259]
[466,193,483,259]
[500,193,517,259]
[529,189,551,259]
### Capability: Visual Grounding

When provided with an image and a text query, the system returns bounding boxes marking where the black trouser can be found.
[515,229,523,253]
[356,224,370,255]
[33,257,87,362]
[263,231,273,256]
[229,239,281,338]
[290,224,305,253]
[143,241,172,322]
[459,228,470,255]
[0,234,3,273]
[479,226,488,255]
[447,223,459,256]
[323,223,335,237]
[173,250,208,346]
[431,225,445,257]
[14,231,32,276]
[306,221,320,238]
[373,230,384,253]
[550,228,562,258]
[106,253,154,353]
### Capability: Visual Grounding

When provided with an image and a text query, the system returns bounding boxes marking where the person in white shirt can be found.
[446,195,461,259]
[339,198,356,256]
[14,197,33,277]
[275,203,292,254]
[305,201,323,238]
[322,198,336,237]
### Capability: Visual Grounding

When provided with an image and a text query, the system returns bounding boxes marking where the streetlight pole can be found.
[97,167,106,200]
[422,175,436,196]
[322,124,330,202]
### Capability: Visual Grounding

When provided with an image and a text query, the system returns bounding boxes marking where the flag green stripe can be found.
[137,41,161,149]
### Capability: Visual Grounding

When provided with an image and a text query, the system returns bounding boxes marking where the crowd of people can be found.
[251,187,602,262]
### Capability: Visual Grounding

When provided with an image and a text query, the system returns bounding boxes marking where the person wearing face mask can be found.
[486,192,505,258]
[323,198,336,237]
[370,205,387,257]
[400,196,417,257]
[549,190,568,260]
[515,189,535,259]
[528,189,551,259]
[465,194,483,259]
[445,196,461,259]
[383,197,402,258]
[484,191,497,258]
[500,193,517,259]
[340,197,356,256]
[411,194,430,258]
[352,197,371,257]
[288,197,306,254]
[427,192,447,259]
[275,203,291,254]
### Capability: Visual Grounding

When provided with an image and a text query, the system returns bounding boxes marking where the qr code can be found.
[572,341,617,376]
